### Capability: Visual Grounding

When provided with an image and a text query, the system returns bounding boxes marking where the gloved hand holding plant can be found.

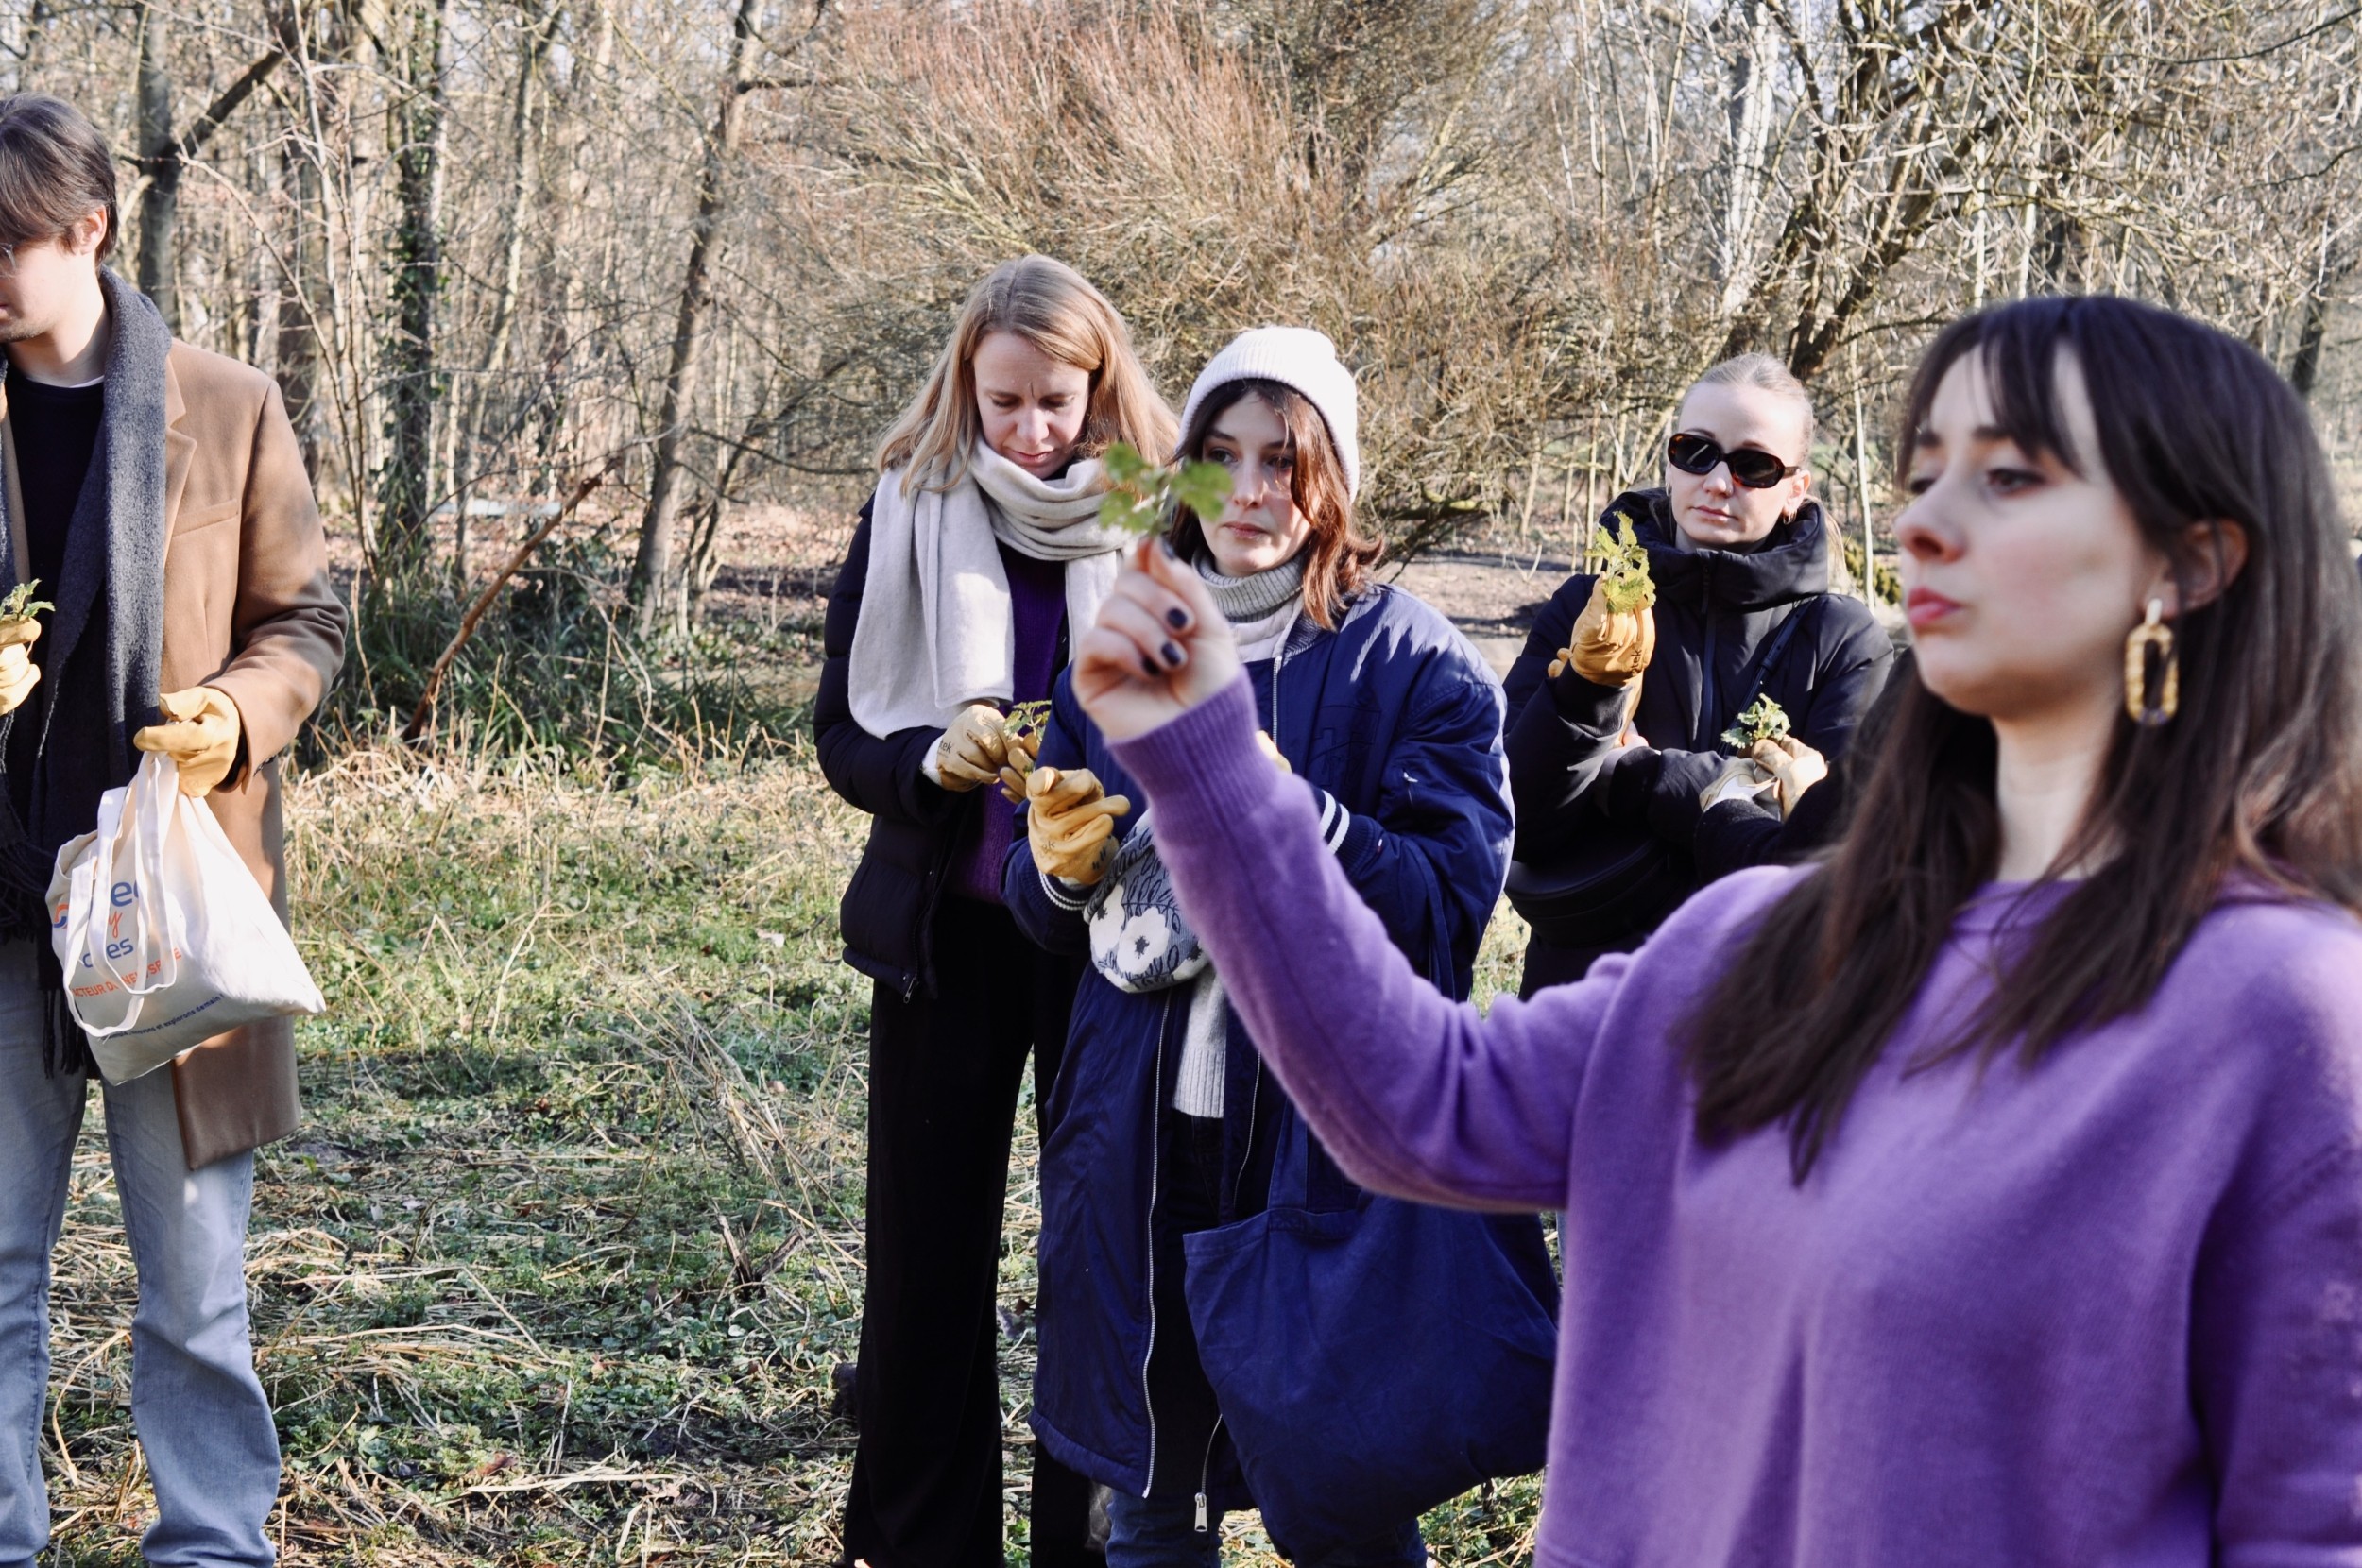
[1750,735,1827,819]
[997,699,1053,802]
[1551,513,1656,689]
[1026,764,1131,885]
[0,581,52,718]
[932,702,1010,793]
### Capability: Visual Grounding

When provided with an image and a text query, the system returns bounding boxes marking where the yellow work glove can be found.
[1026,764,1131,885]
[1548,577,1656,689]
[1751,735,1828,819]
[998,717,1046,804]
[1699,757,1775,814]
[931,702,1008,793]
[132,686,243,795]
[0,616,39,716]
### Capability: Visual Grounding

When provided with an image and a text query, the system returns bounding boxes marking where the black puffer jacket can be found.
[1503,489,1892,946]
[813,501,1061,998]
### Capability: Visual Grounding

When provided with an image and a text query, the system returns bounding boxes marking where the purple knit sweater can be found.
[1109,673,2362,1567]
[946,543,1068,904]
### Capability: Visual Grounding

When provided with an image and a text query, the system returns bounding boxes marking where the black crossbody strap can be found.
[1722,595,1823,743]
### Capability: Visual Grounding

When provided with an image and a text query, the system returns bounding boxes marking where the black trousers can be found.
[842,899,1098,1568]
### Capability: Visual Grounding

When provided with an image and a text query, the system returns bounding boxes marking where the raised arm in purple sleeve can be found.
[1108,673,1619,1212]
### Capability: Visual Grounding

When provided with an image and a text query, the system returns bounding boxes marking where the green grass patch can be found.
[43,737,1547,1564]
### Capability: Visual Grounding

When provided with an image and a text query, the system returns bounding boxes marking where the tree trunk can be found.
[131,5,284,335]
[453,0,556,586]
[134,6,180,329]
[380,0,454,581]
[629,0,763,637]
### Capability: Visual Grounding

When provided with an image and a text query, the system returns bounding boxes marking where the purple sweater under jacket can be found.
[1109,673,2362,1568]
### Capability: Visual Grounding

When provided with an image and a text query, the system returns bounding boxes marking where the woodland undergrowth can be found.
[39,716,1544,1565]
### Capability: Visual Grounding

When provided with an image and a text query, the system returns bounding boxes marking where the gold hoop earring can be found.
[2123,598,2179,726]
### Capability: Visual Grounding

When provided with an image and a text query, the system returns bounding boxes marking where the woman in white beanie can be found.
[1001,330,1556,1567]
[814,255,1173,1568]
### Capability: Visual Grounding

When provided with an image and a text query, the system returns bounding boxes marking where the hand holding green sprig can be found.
[1549,516,1657,687]
[0,579,49,718]
[998,697,1054,802]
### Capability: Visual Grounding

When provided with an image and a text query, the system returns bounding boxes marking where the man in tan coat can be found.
[0,94,343,1567]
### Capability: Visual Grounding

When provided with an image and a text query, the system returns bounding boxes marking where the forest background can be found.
[15,0,2362,1561]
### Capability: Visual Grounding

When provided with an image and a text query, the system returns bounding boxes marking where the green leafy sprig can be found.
[0,579,53,622]
[1098,443,1233,537]
[1589,512,1655,614]
[1720,694,1792,753]
[1002,698,1053,737]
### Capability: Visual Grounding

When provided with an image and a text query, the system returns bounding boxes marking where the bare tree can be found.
[379,0,453,577]
[627,0,763,636]
[131,2,284,332]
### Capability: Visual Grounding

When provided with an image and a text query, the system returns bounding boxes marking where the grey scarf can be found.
[0,269,171,1070]
[1194,551,1304,624]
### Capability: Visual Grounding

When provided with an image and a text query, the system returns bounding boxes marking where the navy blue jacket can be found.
[1003,583,1520,1506]
[1505,491,1891,937]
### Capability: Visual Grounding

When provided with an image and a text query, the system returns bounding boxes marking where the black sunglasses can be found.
[1667,431,1800,490]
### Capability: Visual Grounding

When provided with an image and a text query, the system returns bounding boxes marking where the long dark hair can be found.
[1683,296,2362,1178]
[1168,379,1381,631]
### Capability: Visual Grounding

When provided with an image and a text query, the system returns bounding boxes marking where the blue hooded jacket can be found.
[1003,582,1546,1511]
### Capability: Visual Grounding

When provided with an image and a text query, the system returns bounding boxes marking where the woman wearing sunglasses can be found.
[1502,354,1893,994]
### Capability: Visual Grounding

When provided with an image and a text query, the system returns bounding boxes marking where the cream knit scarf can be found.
[847,441,1135,739]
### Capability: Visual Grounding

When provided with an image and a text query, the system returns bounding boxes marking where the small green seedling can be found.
[1721,694,1792,753]
[0,580,53,622]
[1590,512,1655,613]
[1098,443,1233,537]
[1003,698,1053,737]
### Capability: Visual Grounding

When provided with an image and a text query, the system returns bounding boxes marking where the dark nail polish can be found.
[1161,641,1185,666]
[1158,537,1178,559]
[1142,654,1160,677]
[1166,607,1190,629]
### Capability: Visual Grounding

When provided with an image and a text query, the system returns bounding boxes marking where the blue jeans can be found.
[1103,1488,1424,1568]
[0,943,280,1566]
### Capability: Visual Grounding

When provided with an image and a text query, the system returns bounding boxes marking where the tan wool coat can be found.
[1,339,346,1169]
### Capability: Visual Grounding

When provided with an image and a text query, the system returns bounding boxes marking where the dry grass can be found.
[38,730,1545,1565]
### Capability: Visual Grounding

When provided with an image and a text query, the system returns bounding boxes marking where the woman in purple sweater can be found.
[1064,296,2362,1565]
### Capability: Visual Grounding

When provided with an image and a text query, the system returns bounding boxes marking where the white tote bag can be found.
[46,750,325,1084]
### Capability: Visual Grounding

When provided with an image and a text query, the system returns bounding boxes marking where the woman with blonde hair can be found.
[814,254,1173,1568]
[1503,353,1892,993]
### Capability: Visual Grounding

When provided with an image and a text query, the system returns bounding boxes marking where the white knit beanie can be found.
[1177,327,1361,499]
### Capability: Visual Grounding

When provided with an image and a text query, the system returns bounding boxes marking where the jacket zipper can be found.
[903,808,962,1000]
[1168,629,1284,1515]
[1695,555,1719,749]
[1139,991,1173,1493]
[1194,1414,1225,1533]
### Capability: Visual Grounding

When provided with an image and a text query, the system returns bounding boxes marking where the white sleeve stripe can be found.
[1318,793,1352,854]
[1040,868,1088,910]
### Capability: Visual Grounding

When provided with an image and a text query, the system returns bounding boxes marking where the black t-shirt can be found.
[3,366,104,825]
[7,366,104,598]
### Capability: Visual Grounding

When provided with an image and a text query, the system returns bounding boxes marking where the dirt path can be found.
[1386,548,1576,676]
